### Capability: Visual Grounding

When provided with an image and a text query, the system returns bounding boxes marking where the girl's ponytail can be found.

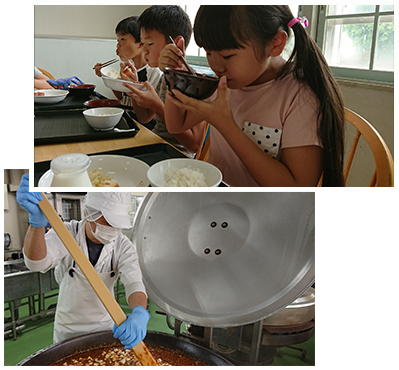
[280,16,345,186]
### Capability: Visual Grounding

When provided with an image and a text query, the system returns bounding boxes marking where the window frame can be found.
[315,5,394,83]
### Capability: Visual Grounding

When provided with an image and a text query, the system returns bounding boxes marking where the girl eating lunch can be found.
[164,5,345,187]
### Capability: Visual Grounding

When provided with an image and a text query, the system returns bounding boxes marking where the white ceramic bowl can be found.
[147,158,222,187]
[100,64,121,79]
[101,65,147,93]
[34,89,69,104]
[83,107,124,131]
[38,155,150,187]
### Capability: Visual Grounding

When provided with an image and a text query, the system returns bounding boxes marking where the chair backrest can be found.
[343,107,394,187]
[38,68,55,80]
[196,123,211,161]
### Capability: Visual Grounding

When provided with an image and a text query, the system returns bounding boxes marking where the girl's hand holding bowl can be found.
[169,76,235,133]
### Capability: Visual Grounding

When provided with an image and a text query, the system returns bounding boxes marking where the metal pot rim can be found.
[17,330,234,366]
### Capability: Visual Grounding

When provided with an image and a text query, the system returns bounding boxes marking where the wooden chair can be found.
[343,107,394,186]
[195,109,394,186]
[37,68,55,80]
[195,123,211,161]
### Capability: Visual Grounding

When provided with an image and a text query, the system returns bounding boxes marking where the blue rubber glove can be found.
[16,174,48,228]
[112,305,150,349]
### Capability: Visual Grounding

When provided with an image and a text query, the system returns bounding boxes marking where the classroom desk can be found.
[34,122,168,163]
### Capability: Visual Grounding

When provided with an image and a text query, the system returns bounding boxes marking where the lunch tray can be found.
[34,93,100,111]
[33,143,228,187]
[34,109,139,145]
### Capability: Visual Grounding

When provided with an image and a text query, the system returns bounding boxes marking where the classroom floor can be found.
[4,290,315,366]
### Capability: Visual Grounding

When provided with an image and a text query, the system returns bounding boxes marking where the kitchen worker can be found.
[16,174,149,348]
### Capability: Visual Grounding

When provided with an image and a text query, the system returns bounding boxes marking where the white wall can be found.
[338,79,394,186]
[4,193,27,255]
[35,37,120,98]
[34,5,148,39]
[4,170,29,257]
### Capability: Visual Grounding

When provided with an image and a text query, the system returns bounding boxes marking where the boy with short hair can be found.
[122,6,204,156]
[94,16,161,106]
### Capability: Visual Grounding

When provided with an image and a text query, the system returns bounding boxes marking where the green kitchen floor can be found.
[4,291,314,366]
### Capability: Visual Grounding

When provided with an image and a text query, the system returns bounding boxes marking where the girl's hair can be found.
[115,16,141,43]
[194,6,345,187]
[138,5,192,50]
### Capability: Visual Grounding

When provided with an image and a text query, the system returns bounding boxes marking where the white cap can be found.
[85,192,131,228]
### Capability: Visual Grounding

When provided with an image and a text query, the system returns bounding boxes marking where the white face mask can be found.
[89,222,122,245]
[83,206,122,244]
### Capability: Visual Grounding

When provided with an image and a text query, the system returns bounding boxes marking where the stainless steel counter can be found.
[4,259,30,277]
[4,259,126,340]
[4,259,59,340]
[4,270,58,302]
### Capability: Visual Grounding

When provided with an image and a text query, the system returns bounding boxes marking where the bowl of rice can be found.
[101,64,122,79]
[83,107,124,131]
[101,64,146,93]
[147,158,222,187]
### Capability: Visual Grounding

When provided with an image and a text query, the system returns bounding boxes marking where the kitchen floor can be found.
[4,290,314,366]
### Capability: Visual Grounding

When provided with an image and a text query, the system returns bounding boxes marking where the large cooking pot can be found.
[263,287,315,326]
[17,330,233,366]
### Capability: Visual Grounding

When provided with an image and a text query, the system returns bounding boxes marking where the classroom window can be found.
[317,5,394,82]
[185,4,205,59]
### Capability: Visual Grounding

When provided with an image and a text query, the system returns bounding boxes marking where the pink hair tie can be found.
[288,16,309,28]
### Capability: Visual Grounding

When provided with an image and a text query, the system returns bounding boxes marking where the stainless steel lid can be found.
[133,192,315,327]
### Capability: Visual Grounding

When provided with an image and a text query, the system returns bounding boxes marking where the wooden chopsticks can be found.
[168,36,196,75]
[93,58,118,69]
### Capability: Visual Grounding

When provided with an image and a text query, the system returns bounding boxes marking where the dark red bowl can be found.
[163,68,219,100]
[84,99,121,108]
[68,84,96,99]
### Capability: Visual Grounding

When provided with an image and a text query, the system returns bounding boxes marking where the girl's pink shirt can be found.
[208,72,321,187]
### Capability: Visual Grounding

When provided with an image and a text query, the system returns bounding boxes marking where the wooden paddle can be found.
[38,193,157,366]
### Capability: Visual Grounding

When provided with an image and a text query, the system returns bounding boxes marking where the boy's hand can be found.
[158,36,185,70]
[124,81,161,110]
[119,61,138,82]
[94,63,103,77]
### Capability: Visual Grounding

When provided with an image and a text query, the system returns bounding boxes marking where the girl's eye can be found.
[222,54,233,60]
